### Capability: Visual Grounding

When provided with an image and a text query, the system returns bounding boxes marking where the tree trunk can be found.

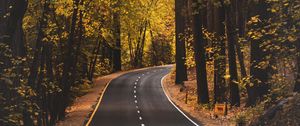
[294,45,300,92]
[112,0,122,72]
[247,0,271,106]
[213,4,226,104]
[175,0,188,84]
[236,0,247,78]
[60,0,80,119]
[191,0,209,104]
[225,0,240,106]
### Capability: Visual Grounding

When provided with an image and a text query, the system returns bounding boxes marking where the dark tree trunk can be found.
[60,0,80,119]
[236,0,247,78]
[112,0,122,72]
[225,0,240,106]
[247,0,271,106]
[175,0,188,85]
[294,45,300,92]
[213,4,226,103]
[191,0,209,104]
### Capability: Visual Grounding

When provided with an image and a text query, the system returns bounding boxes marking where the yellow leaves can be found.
[287,35,297,42]
[224,75,231,80]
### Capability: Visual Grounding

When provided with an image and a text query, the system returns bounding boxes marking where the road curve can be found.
[88,66,199,126]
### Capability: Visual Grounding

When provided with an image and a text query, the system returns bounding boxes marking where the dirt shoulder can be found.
[162,71,232,126]
[56,71,125,126]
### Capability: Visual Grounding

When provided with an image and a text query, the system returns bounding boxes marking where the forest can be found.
[0,0,300,125]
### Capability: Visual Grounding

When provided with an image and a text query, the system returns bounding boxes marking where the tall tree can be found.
[191,0,209,104]
[175,0,188,84]
[225,0,240,106]
[112,0,122,72]
[247,0,271,106]
[213,3,226,103]
[60,0,80,118]
[294,33,300,92]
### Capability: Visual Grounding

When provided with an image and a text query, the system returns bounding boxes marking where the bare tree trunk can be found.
[225,0,240,107]
[175,0,188,85]
[191,0,209,104]
[112,0,122,72]
[213,4,226,104]
[60,0,80,119]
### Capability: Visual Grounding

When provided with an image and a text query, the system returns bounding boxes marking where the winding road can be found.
[87,66,199,126]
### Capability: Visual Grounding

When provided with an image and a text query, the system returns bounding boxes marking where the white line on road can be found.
[134,95,137,98]
[136,106,139,109]
[134,90,136,93]
[137,110,140,113]
[138,77,141,79]
[134,86,137,89]
[141,124,145,126]
[139,117,143,120]
[161,74,199,126]
[135,100,138,103]
[135,82,137,85]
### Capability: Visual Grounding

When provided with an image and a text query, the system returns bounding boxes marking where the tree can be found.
[60,0,80,118]
[191,0,209,104]
[247,0,271,106]
[294,38,300,92]
[213,2,226,103]
[112,0,122,72]
[225,0,240,107]
[175,0,188,84]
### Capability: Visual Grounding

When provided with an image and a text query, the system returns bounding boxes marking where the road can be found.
[88,66,199,126]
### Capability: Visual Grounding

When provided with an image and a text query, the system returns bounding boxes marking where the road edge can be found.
[85,78,113,126]
[161,73,199,126]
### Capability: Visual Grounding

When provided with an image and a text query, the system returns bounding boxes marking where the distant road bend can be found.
[87,65,199,126]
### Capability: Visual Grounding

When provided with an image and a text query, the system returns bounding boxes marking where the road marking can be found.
[134,95,137,98]
[134,86,137,89]
[135,82,137,85]
[141,124,145,126]
[135,100,138,103]
[137,110,140,113]
[136,79,139,81]
[161,73,199,126]
[136,106,139,109]
[139,117,143,120]
[138,76,141,79]
[134,90,136,93]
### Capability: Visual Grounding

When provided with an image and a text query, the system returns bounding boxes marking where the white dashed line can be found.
[138,77,141,79]
[134,95,137,98]
[137,110,140,113]
[141,124,145,126]
[135,82,137,85]
[134,90,136,93]
[135,100,138,103]
[136,106,139,109]
[139,117,143,120]
[134,86,137,89]
[136,79,139,81]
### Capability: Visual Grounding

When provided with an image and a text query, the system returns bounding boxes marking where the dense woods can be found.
[174,0,300,124]
[0,0,174,125]
[1,0,300,125]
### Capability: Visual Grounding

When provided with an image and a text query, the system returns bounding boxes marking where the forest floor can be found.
[163,67,249,126]
[163,66,300,126]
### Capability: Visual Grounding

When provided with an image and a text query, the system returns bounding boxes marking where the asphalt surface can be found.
[89,66,198,126]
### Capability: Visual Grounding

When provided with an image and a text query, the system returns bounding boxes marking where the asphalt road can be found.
[89,66,199,126]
